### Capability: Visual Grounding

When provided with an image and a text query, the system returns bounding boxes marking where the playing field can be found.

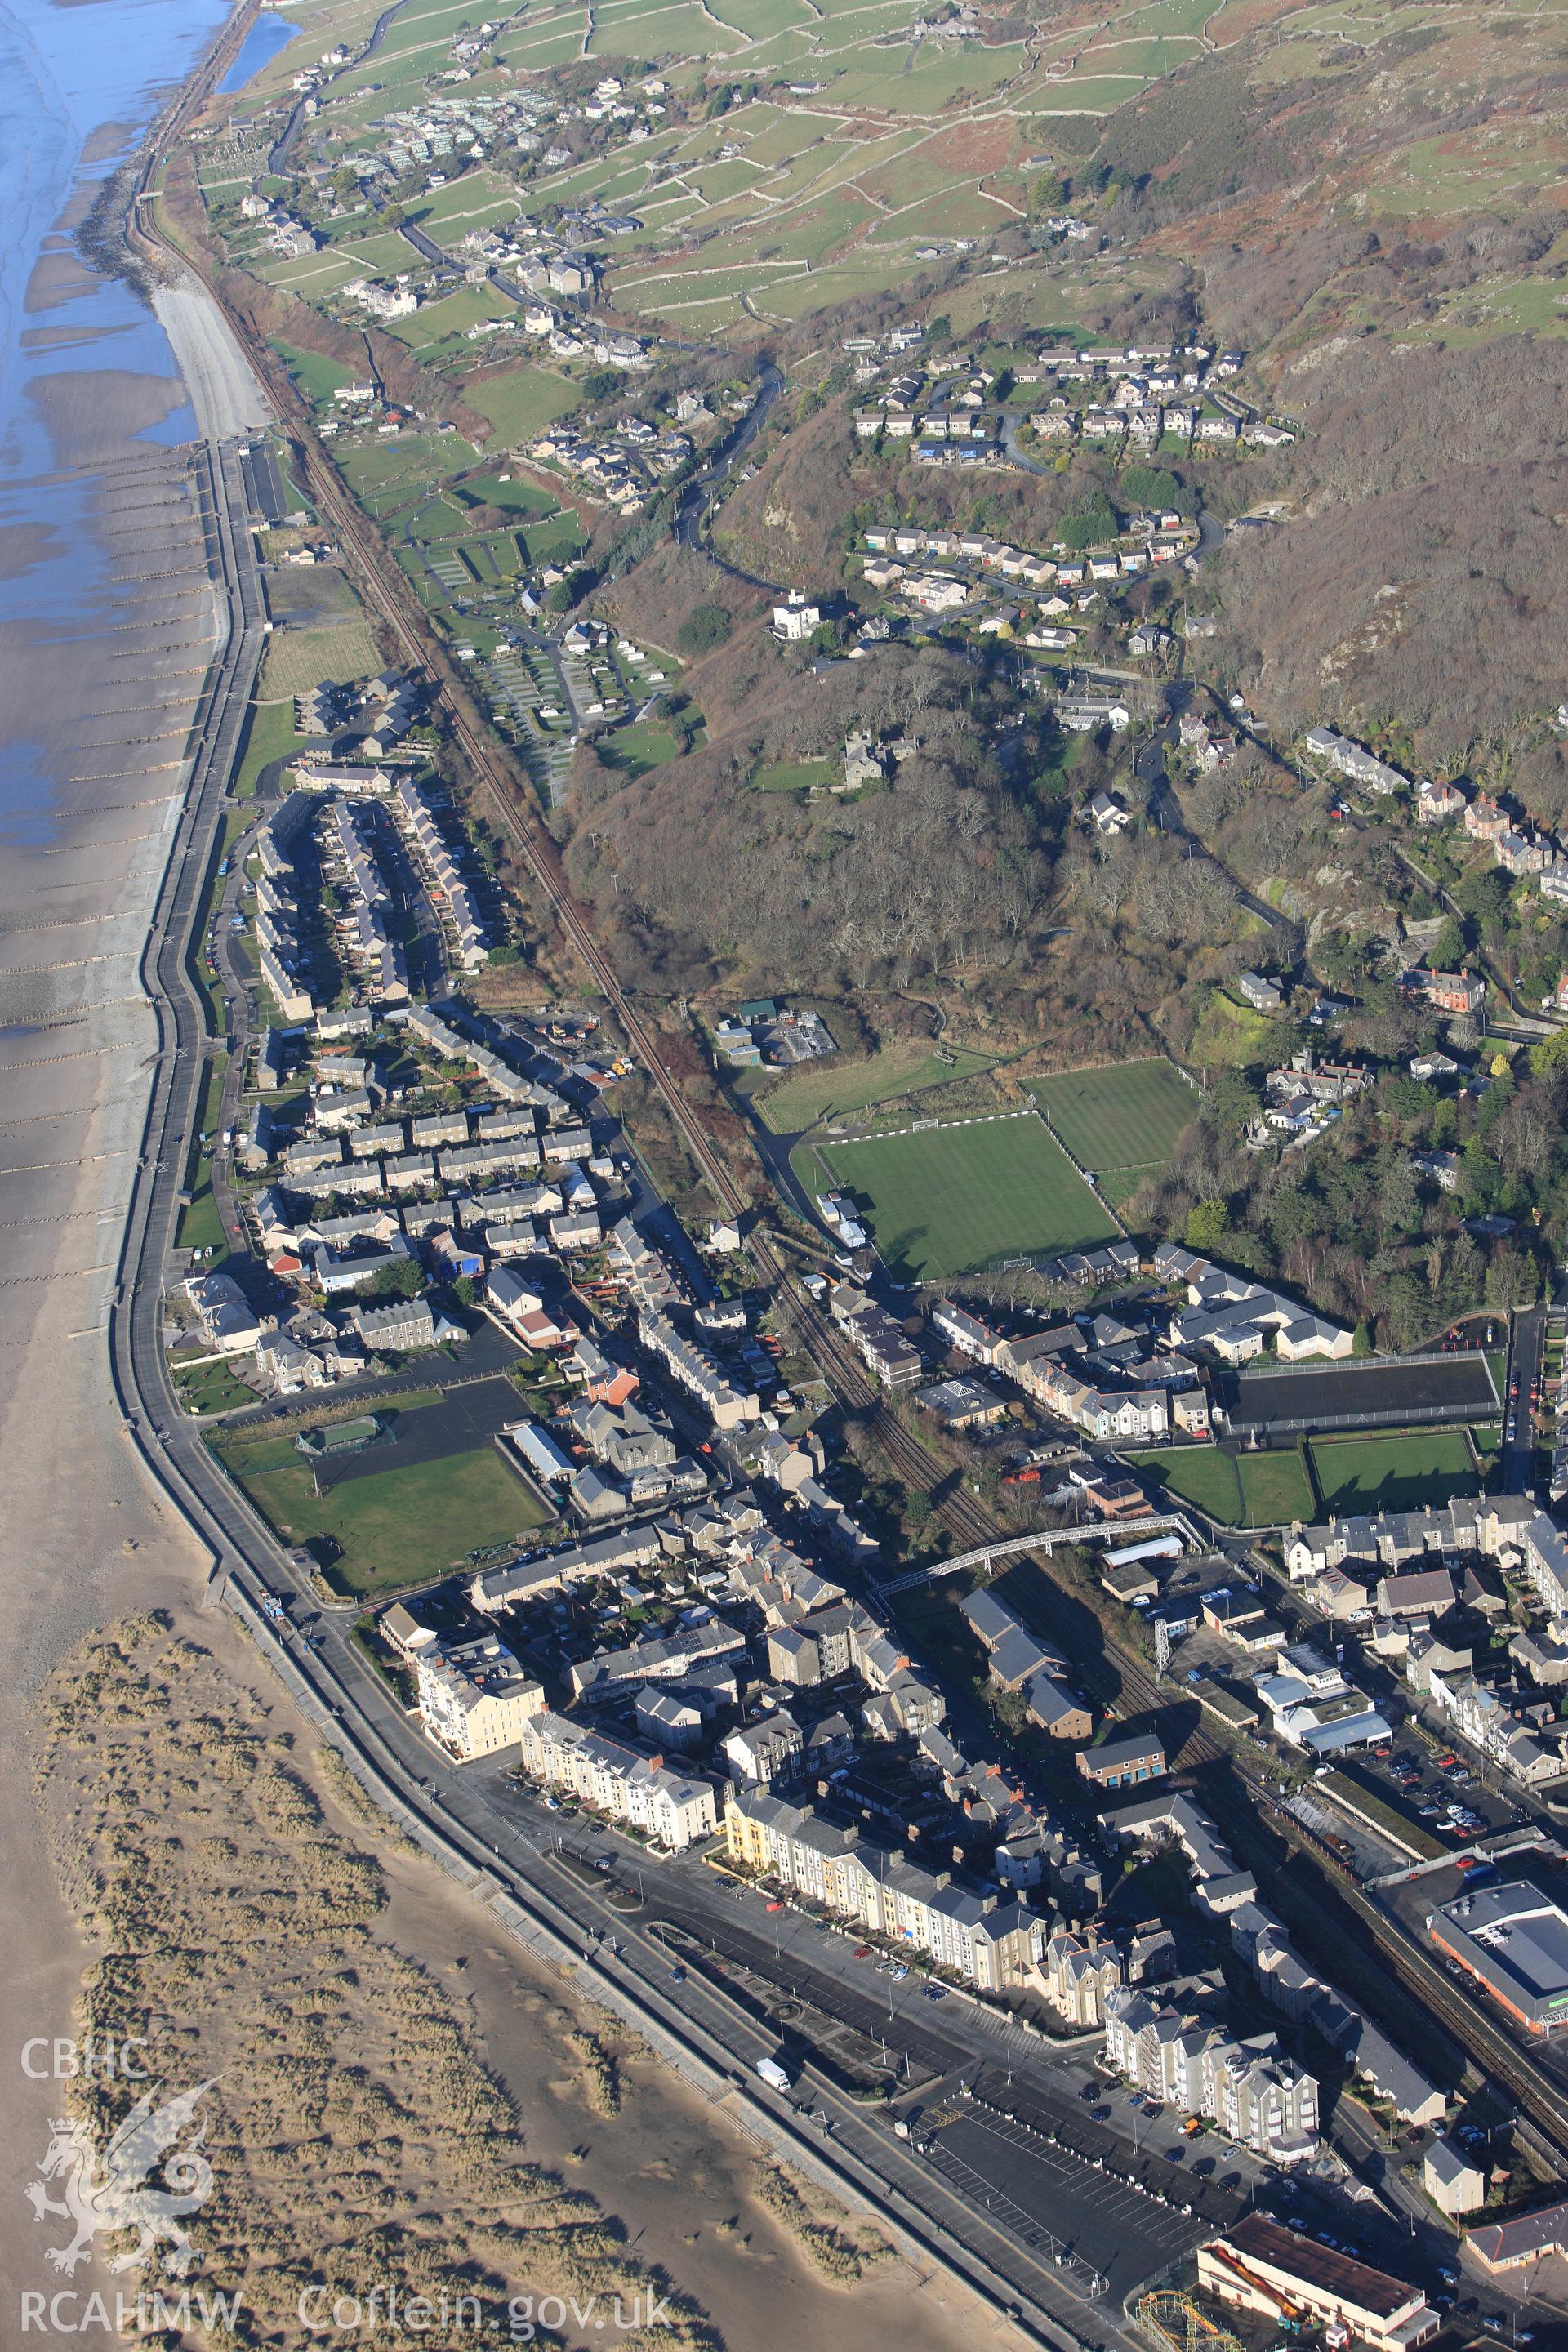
[1129,1445,1316,1528]
[465,364,585,444]
[805,1111,1120,1281]
[211,1432,552,1598]
[1031,1060,1196,1179]
[757,1040,994,1134]
[1308,1428,1479,1516]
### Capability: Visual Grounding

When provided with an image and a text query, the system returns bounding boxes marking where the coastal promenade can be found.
[108,433,266,1574]
[114,142,1568,2352]
[97,246,1141,2352]
[99,438,1128,2350]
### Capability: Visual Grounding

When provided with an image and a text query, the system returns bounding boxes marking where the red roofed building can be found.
[1198,2216,1438,2352]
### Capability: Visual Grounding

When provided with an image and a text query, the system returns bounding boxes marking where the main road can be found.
[100,430,1138,2341]
[118,0,1568,2262]
[113,153,1157,2352]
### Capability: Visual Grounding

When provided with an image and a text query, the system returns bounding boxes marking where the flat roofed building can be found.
[1197,2216,1438,2352]
[1428,1877,1568,2035]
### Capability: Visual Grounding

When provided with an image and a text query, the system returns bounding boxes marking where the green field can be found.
[1031,1060,1197,1180]
[260,618,381,699]
[598,720,680,776]
[455,471,562,517]
[211,1432,552,1598]
[333,434,471,516]
[1129,1447,1244,1522]
[176,1054,228,1253]
[751,757,835,793]
[466,365,585,444]
[1308,1428,1479,1516]
[1240,1449,1318,1526]
[804,1111,1119,1281]
[519,510,586,565]
[174,1359,256,1417]
[234,698,310,799]
[384,284,519,351]
[1098,1166,1160,1214]
[756,1041,996,1134]
[1129,1445,1316,1528]
[272,340,359,406]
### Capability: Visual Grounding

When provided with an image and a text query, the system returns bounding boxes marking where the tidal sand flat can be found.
[0,0,231,2319]
[0,9,1000,2342]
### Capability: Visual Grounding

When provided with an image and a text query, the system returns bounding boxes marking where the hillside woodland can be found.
[1216,337,1568,788]
[559,640,1057,1008]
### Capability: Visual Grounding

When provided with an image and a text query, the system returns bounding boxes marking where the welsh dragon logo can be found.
[25,2080,216,2277]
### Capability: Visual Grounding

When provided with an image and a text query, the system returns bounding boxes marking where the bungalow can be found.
[1410,1050,1465,1082]
[916,1377,1008,1431]
[1057,688,1130,735]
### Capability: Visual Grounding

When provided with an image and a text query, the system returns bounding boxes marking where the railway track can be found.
[122,51,1568,2178]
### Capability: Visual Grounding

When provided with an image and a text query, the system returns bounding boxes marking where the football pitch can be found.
[804,1111,1120,1281]
[1031,1059,1197,1180]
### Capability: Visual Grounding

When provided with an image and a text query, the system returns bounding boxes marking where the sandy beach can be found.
[0,390,221,2352]
[0,0,241,2311]
[0,39,999,2352]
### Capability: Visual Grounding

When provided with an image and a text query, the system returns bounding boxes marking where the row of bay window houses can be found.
[720,1788,1326,2167]
[514,1709,719,1850]
[411,1632,721,1848]
[1102,1985,1321,2168]
[1099,1792,1447,2127]
[1042,1918,1324,2169]
[724,1786,1039,1993]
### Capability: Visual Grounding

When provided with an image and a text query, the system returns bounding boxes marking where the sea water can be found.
[0,0,231,833]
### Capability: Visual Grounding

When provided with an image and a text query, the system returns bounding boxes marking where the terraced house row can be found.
[724,1785,1039,1992]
